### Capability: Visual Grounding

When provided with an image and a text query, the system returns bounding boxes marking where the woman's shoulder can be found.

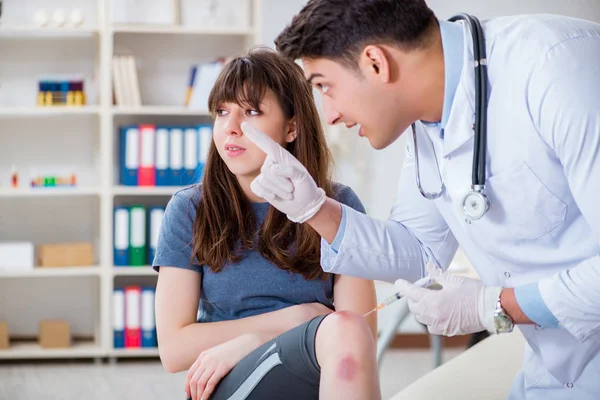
[165,183,203,218]
[172,183,203,203]
[331,182,366,214]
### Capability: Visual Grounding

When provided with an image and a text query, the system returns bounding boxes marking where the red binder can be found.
[138,124,156,186]
[124,286,142,348]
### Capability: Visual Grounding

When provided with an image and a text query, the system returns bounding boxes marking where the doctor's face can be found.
[302,57,412,150]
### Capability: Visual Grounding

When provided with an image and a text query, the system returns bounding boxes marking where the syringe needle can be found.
[363,304,384,318]
[362,275,436,318]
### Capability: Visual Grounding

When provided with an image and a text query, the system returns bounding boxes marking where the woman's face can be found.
[213,89,296,182]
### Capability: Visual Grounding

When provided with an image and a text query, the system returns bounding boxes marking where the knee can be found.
[315,311,377,378]
[316,311,375,354]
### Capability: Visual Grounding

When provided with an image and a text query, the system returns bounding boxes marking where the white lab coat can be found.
[321,15,600,399]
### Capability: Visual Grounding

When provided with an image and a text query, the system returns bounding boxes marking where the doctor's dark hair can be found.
[192,47,333,280]
[275,0,437,68]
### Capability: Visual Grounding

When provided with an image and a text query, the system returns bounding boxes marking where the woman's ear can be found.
[285,119,298,143]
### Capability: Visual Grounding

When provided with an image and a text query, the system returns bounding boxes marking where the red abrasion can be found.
[338,355,357,380]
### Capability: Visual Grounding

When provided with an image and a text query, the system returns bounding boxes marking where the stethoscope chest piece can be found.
[462,186,490,220]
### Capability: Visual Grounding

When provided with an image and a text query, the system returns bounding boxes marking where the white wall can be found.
[256,0,307,47]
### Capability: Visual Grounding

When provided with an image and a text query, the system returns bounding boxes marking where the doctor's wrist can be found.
[500,288,534,325]
[306,197,342,244]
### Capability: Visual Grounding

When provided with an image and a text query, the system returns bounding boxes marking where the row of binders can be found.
[113,286,156,349]
[114,206,165,266]
[120,124,213,186]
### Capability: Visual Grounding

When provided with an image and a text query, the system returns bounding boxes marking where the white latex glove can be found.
[241,122,327,223]
[394,264,503,336]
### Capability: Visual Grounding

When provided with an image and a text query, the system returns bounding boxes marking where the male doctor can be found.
[241,0,600,398]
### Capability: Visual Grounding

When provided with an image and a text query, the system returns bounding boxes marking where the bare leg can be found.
[315,311,381,399]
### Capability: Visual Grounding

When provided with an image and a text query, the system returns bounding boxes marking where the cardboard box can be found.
[0,321,9,349]
[0,242,34,270]
[39,320,71,348]
[37,242,94,267]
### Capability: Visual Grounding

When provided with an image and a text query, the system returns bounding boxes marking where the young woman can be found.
[153,48,381,400]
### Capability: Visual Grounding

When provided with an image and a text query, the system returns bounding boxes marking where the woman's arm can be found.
[333,274,378,341]
[155,266,331,373]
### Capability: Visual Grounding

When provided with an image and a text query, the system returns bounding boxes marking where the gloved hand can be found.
[394,264,503,336]
[241,122,327,223]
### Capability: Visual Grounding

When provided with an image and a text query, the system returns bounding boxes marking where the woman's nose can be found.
[224,114,243,136]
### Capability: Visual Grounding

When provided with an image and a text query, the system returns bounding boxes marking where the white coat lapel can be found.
[443,22,477,157]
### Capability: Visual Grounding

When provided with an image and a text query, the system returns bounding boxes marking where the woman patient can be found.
[153,48,381,400]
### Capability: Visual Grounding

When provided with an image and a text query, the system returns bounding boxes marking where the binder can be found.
[124,286,142,348]
[113,289,125,349]
[129,206,146,266]
[113,207,130,266]
[155,127,170,186]
[183,127,198,185]
[138,124,156,186]
[148,206,164,265]
[169,127,184,186]
[120,126,139,186]
[195,125,213,181]
[141,287,157,348]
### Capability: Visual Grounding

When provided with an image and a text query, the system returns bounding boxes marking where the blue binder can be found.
[155,127,170,186]
[113,288,125,349]
[182,127,198,185]
[147,206,165,265]
[141,287,157,348]
[120,125,139,186]
[169,127,184,186]
[113,207,130,266]
[195,125,213,182]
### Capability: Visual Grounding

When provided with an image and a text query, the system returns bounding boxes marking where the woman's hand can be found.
[184,303,332,399]
[185,333,264,400]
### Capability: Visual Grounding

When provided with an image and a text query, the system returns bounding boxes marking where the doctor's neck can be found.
[393,22,446,124]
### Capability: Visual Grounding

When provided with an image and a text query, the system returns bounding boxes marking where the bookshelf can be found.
[0,0,260,361]
[0,187,101,198]
[0,266,102,278]
[0,341,104,360]
[111,106,211,116]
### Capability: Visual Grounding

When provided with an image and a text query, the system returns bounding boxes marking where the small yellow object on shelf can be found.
[37,242,94,267]
[39,320,71,349]
[0,321,9,349]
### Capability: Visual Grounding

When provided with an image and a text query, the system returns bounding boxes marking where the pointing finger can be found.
[241,122,283,161]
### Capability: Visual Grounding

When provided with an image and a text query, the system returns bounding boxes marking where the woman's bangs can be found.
[208,58,269,113]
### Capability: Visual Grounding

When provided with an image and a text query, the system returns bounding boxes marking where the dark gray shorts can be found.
[210,314,327,400]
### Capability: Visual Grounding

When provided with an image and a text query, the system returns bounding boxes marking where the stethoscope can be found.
[413,13,490,221]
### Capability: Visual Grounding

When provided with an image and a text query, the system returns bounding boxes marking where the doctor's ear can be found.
[285,120,297,143]
[359,45,391,83]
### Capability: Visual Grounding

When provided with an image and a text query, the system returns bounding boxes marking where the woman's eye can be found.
[216,108,229,116]
[247,109,260,116]
[317,83,329,94]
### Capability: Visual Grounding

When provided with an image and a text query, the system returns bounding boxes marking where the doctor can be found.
[241,0,600,398]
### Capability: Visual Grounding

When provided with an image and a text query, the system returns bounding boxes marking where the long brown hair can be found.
[192,47,333,280]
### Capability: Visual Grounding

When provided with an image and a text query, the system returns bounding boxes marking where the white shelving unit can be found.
[111,106,210,116]
[0,106,100,117]
[112,266,156,276]
[0,266,102,278]
[0,341,105,360]
[0,0,260,361]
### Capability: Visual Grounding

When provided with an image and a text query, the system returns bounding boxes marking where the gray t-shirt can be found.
[152,183,366,323]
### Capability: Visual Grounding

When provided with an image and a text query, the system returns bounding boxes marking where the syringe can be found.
[363,275,437,318]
